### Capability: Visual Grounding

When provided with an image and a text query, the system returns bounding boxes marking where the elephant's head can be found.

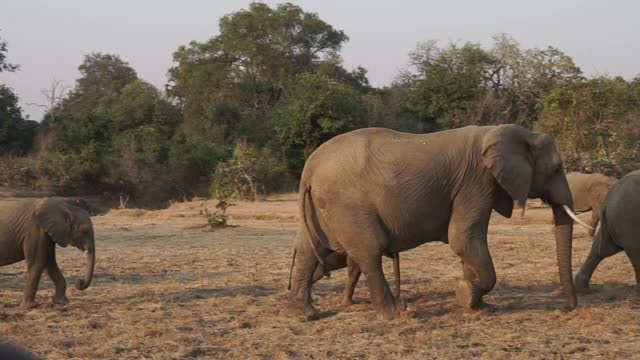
[36,198,95,291]
[482,124,586,310]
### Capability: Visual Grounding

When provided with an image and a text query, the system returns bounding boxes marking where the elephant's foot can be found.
[52,295,68,305]
[455,280,482,310]
[283,300,319,321]
[574,274,591,294]
[341,297,355,307]
[396,297,407,312]
[474,300,497,313]
[20,300,38,310]
[375,297,404,321]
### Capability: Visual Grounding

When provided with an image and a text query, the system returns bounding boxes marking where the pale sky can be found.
[1,0,639,120]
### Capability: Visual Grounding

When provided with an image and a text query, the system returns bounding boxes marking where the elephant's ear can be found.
[481,124,534,215]
[36,198,73,247]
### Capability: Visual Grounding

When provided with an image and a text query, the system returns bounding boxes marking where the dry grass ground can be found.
[1,194,639,359]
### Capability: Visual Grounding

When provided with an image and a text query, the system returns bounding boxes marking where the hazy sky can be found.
[1,0,639,120]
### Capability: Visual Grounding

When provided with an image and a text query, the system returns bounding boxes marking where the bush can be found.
[537,77,640,177]
[0,156,38,188]
[210,141,291,200]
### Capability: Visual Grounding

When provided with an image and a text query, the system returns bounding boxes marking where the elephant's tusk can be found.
[562,205,594,231]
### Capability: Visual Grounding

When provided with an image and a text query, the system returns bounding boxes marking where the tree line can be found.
[1,3,639,207]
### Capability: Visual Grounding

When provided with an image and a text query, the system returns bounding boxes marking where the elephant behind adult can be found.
[287,124,590,320]
[0,197,95,309]
[575,170,640,293]
[567,172,616,236]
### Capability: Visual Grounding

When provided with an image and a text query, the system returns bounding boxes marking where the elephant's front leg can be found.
[449,204,496,311]
[450,233,496,310]
[46,250,68,305]
[22,262,46,309]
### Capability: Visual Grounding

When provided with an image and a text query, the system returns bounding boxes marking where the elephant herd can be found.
[0,124,637,325]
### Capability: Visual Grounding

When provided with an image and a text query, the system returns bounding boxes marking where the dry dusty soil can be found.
[1,195,639,359]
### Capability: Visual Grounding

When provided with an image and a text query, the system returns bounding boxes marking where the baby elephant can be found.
[0,197,95,309]
[575,170,640,294]
[566,172,616,236]
[289,251,401,306]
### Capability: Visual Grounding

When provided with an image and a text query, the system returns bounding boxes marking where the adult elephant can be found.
[567,172,616,236]
[0,197,95,309]
[575,170,640,293]
[286,124,592,320]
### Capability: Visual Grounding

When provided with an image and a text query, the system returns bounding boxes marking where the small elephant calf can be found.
[289,250,401,306]
[575,170,640,294]
[0,197,95,309]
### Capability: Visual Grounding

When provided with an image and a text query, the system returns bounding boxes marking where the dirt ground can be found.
[1,194,639,359]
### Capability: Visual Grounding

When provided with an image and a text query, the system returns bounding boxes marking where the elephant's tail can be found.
[300,186,329,274]
[597,206,617,256]
[287,248,296,290]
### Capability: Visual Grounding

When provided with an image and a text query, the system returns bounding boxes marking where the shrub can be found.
[210,141,291,200]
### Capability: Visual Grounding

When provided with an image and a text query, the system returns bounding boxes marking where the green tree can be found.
[536,77,640,176]
[0,86,38,155]
[0,31,19,73]
[401,35,583,129]
[0,33,37,155]
[168,2,348,145]
[270,73,367,175]
[61,53,137,115]
[406,42,492,129]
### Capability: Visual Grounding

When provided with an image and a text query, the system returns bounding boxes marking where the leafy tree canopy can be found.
[168,2,349,145]
[271,73,367,175]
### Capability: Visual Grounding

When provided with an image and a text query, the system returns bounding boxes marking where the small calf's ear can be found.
[482,124,534,210]
[36,198,72,247]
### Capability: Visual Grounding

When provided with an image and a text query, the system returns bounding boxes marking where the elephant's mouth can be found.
[540,195,593,231]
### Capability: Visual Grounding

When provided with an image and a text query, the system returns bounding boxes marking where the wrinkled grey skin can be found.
[287,124,578,320]
[0,341,38,360]
[0,197,95,309]
[567,172,616,236]
[575,170,640,293]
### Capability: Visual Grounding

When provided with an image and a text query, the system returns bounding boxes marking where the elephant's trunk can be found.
[552,204,577,310]
[75,240,95,290]
[546,173,577,310]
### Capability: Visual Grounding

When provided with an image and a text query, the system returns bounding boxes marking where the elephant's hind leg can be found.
[286,234,321,320]
[340,226,403,320]
[342,256,362,306]
[46,248,68,305]
[575,232,622,293]
[624,248,640,294]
